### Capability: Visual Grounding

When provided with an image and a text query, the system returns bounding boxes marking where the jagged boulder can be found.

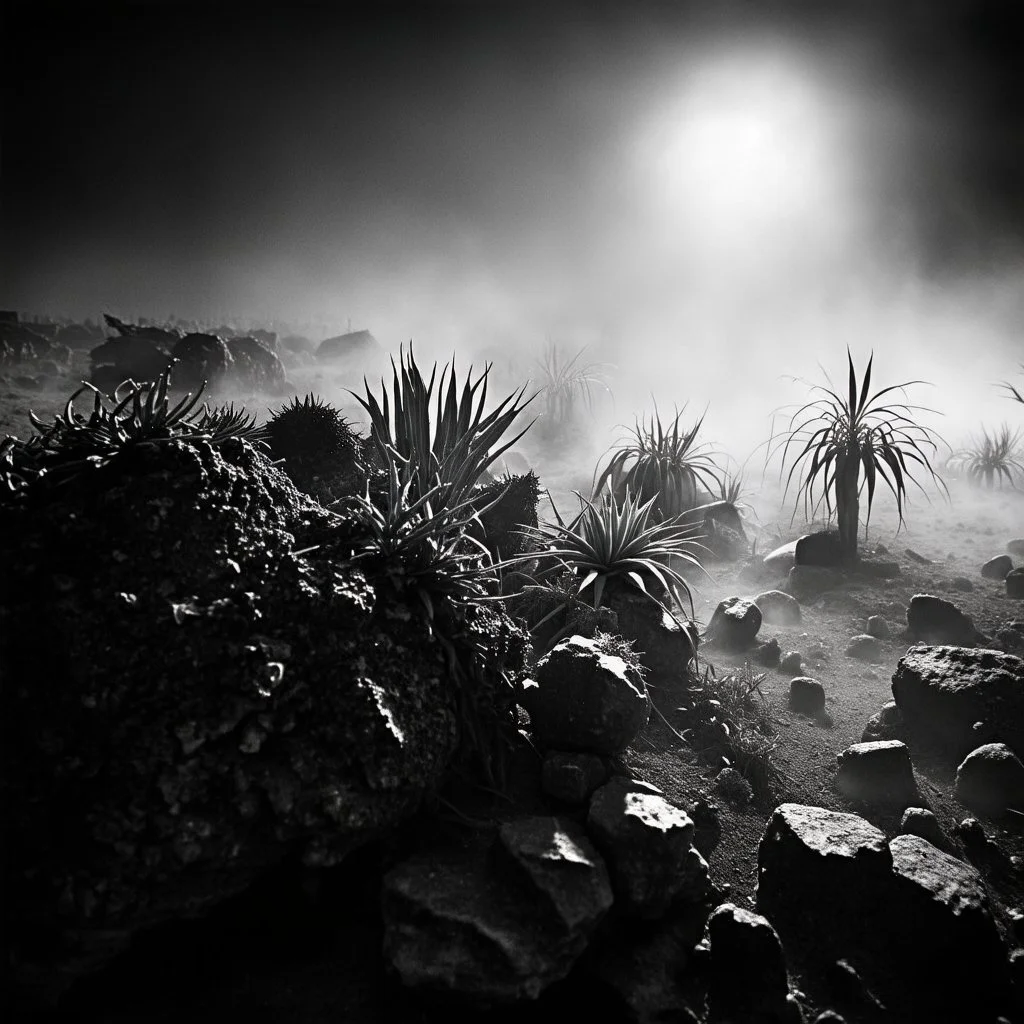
[89,336,172,384]
[891,645,1024,757]
[382,816,613,1003]
[1,437,529,1000]
[519,635,650,755]
[587,777,700,918]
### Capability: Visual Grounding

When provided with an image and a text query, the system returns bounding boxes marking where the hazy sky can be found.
[3,0,1024,446]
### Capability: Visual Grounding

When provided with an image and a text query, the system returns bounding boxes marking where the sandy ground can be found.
[4,358,1024,1021]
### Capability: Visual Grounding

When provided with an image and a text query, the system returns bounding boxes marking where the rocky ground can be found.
[3,361,1023,1023]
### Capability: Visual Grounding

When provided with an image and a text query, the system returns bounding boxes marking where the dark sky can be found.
[3,0,1024,331]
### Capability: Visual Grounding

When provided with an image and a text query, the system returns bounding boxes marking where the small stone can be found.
[788,677,825,716]
[866,615,890,638]
[706,597,762,649]
[900,807,944,847]
[982,555,1013,580]
[780,650,802,674]
[845,634,883,662]
[836,740,917,805]
[952,576,974,592]
[954,743,1024,814]
[755,637,782,667]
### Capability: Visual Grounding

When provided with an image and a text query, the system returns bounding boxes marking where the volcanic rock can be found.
[845,634,883,662]
[519,635,650,755]
[795,529,844,567]
[983,555,1014,580]
[954,743,1024,814]
[900,807,944,847]
[541,751,608,804]
[906,594,977,645]
[705,596,762,649]
[788,677,826,716]
[836,740,917,806]
[891,645,1024,756]
[587,776,696,918]
[1008,568,1024,599]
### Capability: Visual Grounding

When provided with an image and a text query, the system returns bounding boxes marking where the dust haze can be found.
[4,1,1023,482]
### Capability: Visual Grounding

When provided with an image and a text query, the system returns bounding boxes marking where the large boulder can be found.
[316,329,382,364]
[885,835,1011,1016]
[906,593,977,645]
[0,437,529,999]
[757,804,892,958]
[1008,568,1024,599]
[982,555,1013,580]
[890,645,1024,757]
[762,539,798,574]
[382,816,613,1003]
[586,776,698,918]
[954,742,1024,814]
[519,635,650,755]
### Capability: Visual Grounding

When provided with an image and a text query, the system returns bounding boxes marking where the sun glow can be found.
[637,45,859,264]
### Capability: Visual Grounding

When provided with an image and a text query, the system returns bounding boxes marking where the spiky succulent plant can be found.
[265,394,362,503]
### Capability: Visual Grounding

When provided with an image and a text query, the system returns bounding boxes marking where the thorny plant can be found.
[594,404,724,523]
[767,350,947,563]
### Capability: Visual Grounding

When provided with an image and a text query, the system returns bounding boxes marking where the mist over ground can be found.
[3,0,1023,471]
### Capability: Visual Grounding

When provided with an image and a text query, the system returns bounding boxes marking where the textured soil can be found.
[4,362,1023,1021]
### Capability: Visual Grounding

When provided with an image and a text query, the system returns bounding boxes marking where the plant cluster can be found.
[947,425,1023,489]
[674,662,780,799]
[768,351,947,562]
[1,366,264,502]
[594,405,723,522]
[504,487,708,652]
[1003,365,1024,406]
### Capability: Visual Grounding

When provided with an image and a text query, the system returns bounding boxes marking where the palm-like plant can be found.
[768,350,947,563]
[948,425,1024,489]
[533,340,612,430]
[594,406,723,522]
[505,487,709,647]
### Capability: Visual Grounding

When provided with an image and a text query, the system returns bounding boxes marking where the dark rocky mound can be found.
[0,437,528,1004]
[170,332,235,390]
[316,328,382,363]
[226,335,288,393]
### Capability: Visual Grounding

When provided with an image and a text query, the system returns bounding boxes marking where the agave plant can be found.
[533,339,612,430]
[768,350,947,563]
[505,487,709,648]
[352,344,535,512]
[948,425,1024,489]
[594,405,723,522]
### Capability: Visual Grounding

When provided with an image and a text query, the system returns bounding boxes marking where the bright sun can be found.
[639,45,853,257]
